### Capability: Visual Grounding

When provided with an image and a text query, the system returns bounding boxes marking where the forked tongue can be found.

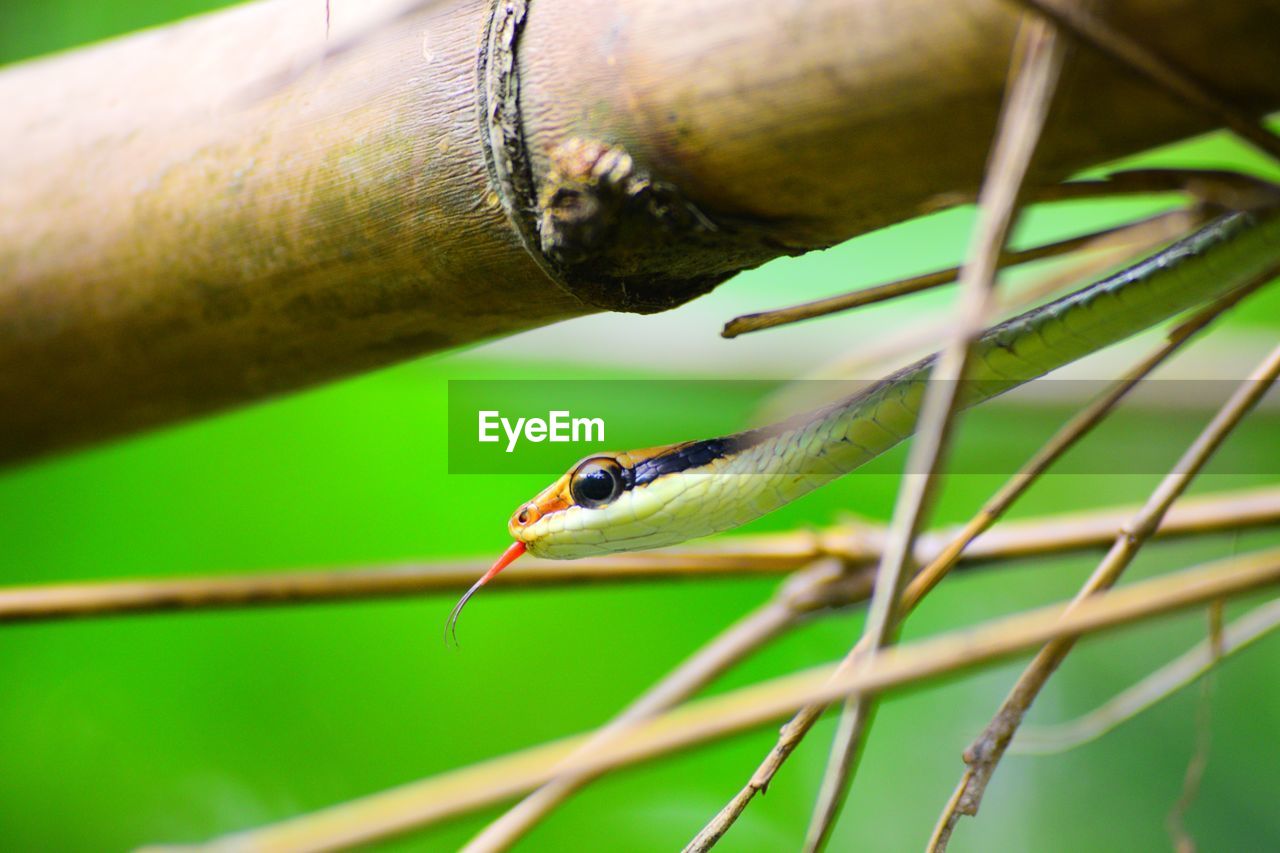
[444,541,527,646]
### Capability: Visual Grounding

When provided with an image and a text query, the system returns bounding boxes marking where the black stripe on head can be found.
[629,436,747,489]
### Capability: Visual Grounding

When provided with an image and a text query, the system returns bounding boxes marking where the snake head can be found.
[447,437,760,639]
[509,437,751,559]
[508,452,635,558]
[444,452,637,641]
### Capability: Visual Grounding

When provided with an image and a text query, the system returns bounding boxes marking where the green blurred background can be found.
[2,3,1279,851]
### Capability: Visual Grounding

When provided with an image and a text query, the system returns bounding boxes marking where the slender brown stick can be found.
[930,339,1280,852]
[737,163,1274,348]
[762,205,1195,409]
[2,484,1269,625]
[4,487,1279,624]
[689,16,1061,846]
[0,528,884,624]
[0,552,844,624]
[176,546,1280,853]
[1009,0,1280,163]
[721,216,1161,339]
[1012,597,1280,756]
[1165,616,1220,853]
[800,20,1065,851]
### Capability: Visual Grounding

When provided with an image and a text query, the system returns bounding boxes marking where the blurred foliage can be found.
[1,3,1279,851]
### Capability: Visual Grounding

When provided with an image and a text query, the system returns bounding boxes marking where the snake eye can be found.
[569,458,625,509]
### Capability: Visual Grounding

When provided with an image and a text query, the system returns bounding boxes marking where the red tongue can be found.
[445,541,527,646]
[486,540,527,579]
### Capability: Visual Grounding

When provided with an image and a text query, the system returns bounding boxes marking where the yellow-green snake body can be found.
[510,211,1280,559]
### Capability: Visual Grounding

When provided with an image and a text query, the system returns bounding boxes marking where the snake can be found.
[447,209,1280,637]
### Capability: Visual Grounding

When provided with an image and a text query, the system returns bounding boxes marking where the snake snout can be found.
[512,502,541,528]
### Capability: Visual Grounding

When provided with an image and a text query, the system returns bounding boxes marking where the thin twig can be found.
[0,550,855,624]
[930,339,1280,852]
[721,215,1167,339]
[935,486,1280,565]
[1012,597,1280,755]
[8,487,1279,624]
[1009,0,1280,163]
[170,546,1280,853]
[1165,605,1223,853]
[754,206,1196,419]
[730,165,1280,342]
[800,19,1065,850]
[1166,681,1213,853]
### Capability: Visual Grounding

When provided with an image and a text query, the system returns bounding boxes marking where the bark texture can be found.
[1,0,1278,463]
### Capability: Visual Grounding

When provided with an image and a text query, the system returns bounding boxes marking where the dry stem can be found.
[1165,606,1222,853]
[720,214,1170,339]
[7,488,1278,625]
[799,20,1066,851]
[753,203,1197,423]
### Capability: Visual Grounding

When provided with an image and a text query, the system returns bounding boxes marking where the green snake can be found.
[448,210,1280,635]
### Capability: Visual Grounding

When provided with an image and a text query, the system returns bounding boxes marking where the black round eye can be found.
[570,458,624,508]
